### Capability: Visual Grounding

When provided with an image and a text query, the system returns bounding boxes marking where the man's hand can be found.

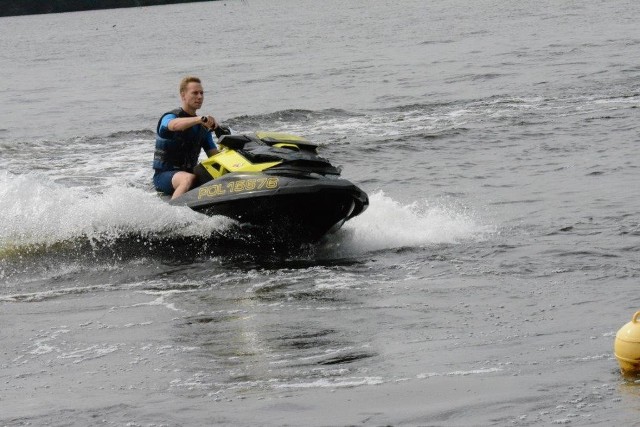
[201,115,218,130]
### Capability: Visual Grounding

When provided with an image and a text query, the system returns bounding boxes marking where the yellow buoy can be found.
[615,311,640,376]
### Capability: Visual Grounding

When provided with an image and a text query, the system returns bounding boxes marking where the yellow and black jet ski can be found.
[169,130,369,244]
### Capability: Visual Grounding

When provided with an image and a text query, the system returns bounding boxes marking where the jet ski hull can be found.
[170,172,368,244]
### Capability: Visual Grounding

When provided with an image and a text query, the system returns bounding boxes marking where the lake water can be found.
[1,0,640,425]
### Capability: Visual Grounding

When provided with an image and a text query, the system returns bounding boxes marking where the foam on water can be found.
[1,168,492,262]
[0,170,235,251]
[272,376,385,389]
[416,367,503,379]
[327,191,494,254]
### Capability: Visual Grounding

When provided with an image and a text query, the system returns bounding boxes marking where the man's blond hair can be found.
[179,76,201,94]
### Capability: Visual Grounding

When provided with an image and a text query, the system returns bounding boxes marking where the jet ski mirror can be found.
[218,134,253,150]
[213,125,232,138]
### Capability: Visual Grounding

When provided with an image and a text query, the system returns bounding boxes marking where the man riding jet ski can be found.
[153,76,368,245]
[169,130,369,244]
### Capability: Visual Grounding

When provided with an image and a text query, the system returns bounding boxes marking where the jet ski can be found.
[169,130,369,245]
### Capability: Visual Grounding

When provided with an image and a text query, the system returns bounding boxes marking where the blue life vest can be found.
[153,108,210,173]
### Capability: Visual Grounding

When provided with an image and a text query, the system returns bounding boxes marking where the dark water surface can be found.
[1,0,640,425]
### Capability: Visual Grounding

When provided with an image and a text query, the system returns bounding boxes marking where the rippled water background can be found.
[1,0,640,425]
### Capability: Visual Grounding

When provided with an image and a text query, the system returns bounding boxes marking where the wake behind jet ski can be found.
[169,130,369,245]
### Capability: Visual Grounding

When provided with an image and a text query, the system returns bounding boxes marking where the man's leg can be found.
[171,171,197,199]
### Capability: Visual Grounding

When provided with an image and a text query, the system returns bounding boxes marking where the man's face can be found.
[181,82,205,112]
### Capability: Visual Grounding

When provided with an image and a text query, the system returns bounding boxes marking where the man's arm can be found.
[168,116,207,132]
[204,131,219,157]
[169,114,217,131]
